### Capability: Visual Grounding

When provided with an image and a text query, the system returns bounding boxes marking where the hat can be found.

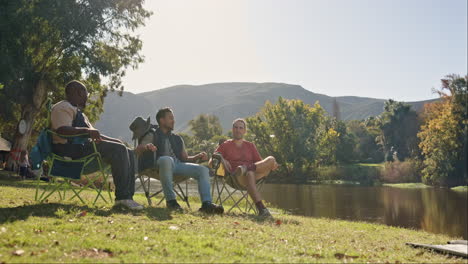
[129,116,151,140]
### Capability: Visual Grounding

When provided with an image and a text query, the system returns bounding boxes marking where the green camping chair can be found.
[210,152,266,214]
[34,99,112,205]
[133,139,191,208]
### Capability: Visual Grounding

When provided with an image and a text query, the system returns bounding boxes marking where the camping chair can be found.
[34,99,112,205]
[133,139,191,208]
[210,152,266,214]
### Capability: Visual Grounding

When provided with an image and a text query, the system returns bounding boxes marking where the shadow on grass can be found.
[0,202,174,224]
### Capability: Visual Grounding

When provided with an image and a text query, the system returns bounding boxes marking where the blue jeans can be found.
[157,156,212,203]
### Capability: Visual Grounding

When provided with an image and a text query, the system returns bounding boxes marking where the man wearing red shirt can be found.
[214,118,278,217]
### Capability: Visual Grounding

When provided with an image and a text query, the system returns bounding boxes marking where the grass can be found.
[383,183,431,189]
[451,185,468,192]
[0,178,466,263]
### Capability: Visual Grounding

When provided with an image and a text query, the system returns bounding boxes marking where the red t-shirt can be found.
[215,139,262,173]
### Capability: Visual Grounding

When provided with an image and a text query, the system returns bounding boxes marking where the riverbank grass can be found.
[383,183,431,189]
[0,179,465,263]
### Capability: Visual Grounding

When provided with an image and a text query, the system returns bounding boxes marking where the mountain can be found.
[94,82,437,143]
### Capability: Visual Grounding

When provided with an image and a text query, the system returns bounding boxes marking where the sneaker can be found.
[115,199,144,211]
[199,202,224,214]
[258,208,272,218]
[167,199,183,211]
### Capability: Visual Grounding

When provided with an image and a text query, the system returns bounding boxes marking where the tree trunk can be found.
[6,80,47,170]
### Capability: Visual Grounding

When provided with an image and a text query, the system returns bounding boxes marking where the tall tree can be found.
[188,114,223,141]
[246,97,333,182]
[375,100,420,161]
[0,0,151,167]
[418,74,467,186]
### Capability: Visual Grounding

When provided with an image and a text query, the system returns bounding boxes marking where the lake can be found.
[261,184,467,239]
[135,179,467,239]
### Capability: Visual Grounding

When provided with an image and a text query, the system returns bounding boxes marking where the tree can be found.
[333,120,357,163]
[188,114,223,142]
[375,100,420,161]
[0,0,151,168]
[246,97,330,182]
[418,75,467,186]
[347,119,384,163]
[332,98,341,121]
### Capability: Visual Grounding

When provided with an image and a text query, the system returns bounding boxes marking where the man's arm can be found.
[56,126,101,141]
[180,149,207,163]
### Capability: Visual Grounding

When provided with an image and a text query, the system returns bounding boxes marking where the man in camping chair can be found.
[51,80,143,210]
[133,107,224,214]
[212,118,279,217]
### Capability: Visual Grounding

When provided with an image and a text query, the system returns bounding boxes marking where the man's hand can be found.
[196,152,208,162]
[87,128,101,142]
[135,143,157,155]
[145,143,157,152]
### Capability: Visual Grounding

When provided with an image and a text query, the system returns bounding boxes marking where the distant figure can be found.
[19,150,32,178]
[213,118,279,217]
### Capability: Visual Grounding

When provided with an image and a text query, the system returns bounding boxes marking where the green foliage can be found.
[188,114,223,142]
[333,120,357,164]
[0,0,151,147]
[418,75,467,186]
[246,97,333,182]
[347,119,384,163]
[375,100,420,161]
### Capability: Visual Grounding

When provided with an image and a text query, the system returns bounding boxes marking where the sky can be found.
[121,0,467,101]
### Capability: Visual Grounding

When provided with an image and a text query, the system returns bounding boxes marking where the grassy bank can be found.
[0,179,465,263]
[383,183,431,189]
[451,185,468,192]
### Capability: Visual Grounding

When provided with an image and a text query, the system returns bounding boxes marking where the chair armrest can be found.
[47,129,90,139]
[210,152,224,170]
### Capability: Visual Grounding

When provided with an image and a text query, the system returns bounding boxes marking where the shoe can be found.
[167,199,183,211]
[199,202,224,214]
[115,199,144,211]
[258,208,272,218]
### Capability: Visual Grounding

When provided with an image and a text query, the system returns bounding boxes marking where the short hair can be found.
[156,107,173,125]
[65,80,86,97]
[232,118,247,129]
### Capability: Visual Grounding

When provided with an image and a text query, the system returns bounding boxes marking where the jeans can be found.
[157,156,211,202]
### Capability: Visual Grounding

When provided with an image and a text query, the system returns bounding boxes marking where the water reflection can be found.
[260,184,467,239]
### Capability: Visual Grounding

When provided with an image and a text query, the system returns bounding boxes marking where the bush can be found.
[380,158,423,183]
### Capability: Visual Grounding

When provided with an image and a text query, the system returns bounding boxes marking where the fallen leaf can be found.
[77,211,87,217]
[12,249,25,256]
[233,222,240,225]
[276,220,282,226]
[168,226,179,230]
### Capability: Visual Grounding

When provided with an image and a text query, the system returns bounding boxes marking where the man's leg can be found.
[173,161,223,213]
[95,140,135,201]
[173,162,211,203]
[254,156,277,180]
[237,156,277,199]
[157,156,177,202]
